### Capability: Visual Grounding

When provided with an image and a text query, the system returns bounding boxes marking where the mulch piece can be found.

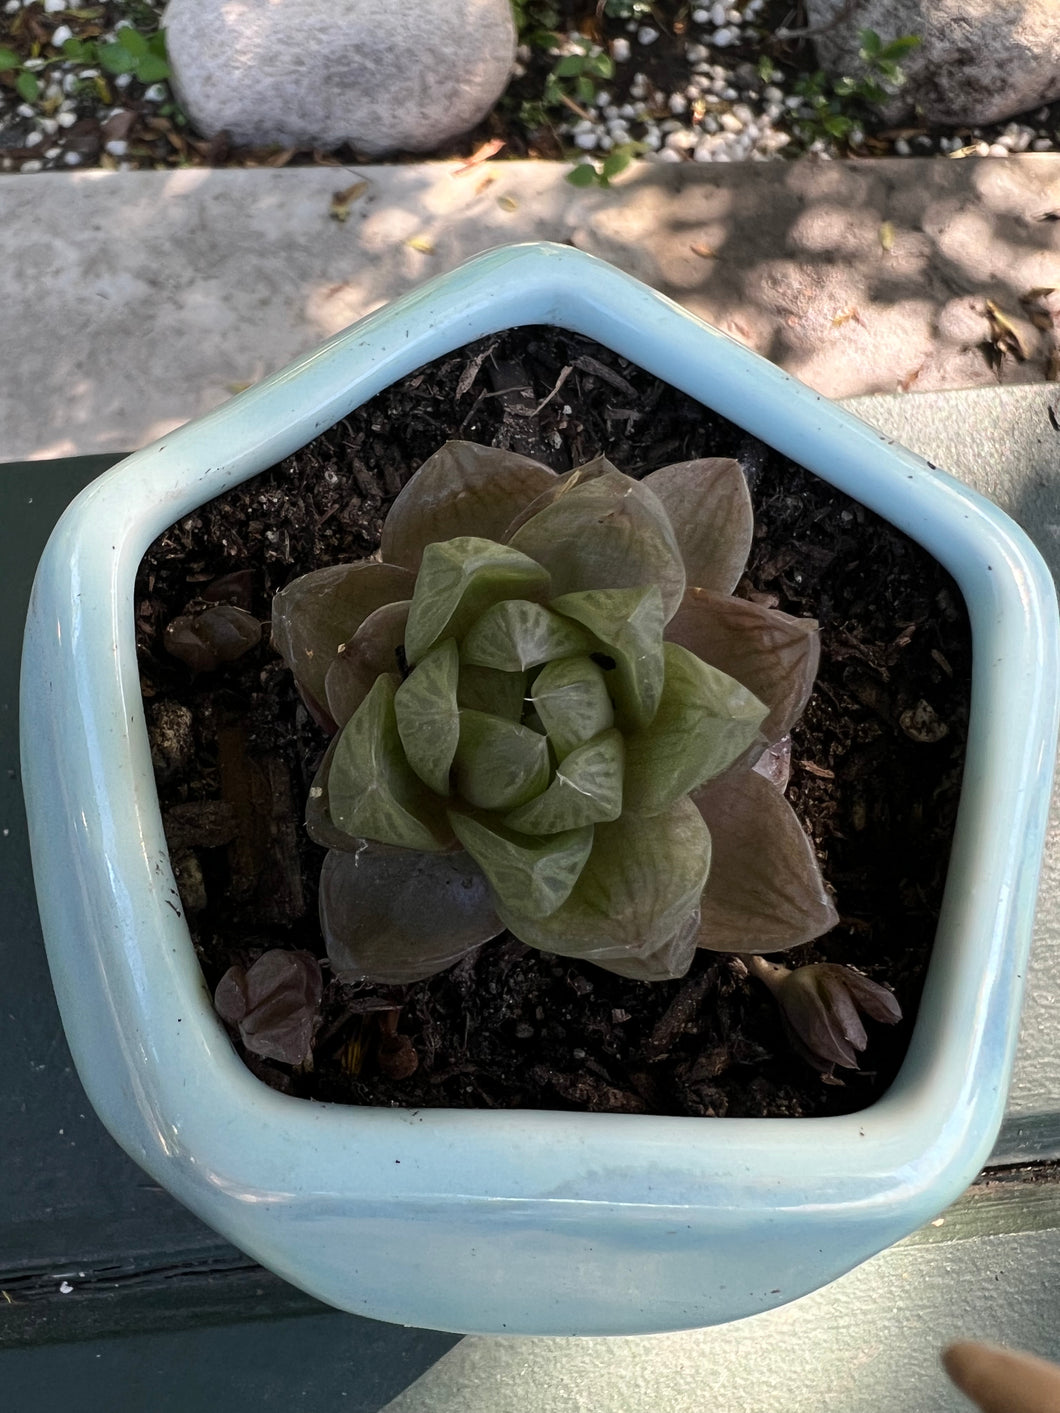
[135,324,971,1118]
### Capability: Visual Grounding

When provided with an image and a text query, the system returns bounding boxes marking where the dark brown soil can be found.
[135,326,971,1118]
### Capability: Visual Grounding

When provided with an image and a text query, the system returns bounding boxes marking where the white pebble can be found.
[50,22,72,46]
[24,131,42,148]
[62,72,79,94]
[692,8,710,22]
[664,129,696,152]
[114,72,132,88]
[721,86,739,101]
[3,0,18,10]
[79,68,98,79]
[641,126,661,150]
[39,116,58,134]
[44,145,60,159]
[62,150,81,165]
[655,146,682,163]
[720,112,743,133]
[712,27,734,47]
[1033,137,1053,151]
[597,133,613,151]
[607,119,629,140]
[594,90,611,108]
[19,159,43,172]
[637,26,659,45]
[16,102,36,119]
[43,0,64,9]
[894,138,910,155]
[669,93,688,115]
[763,85,783,103]
[104,138,128,156]
[57,109,77,127]
[618,103,636,119]
[611,37,630,63]
[975,141,990,156]
[574,131,598,151]
[710,1,726,24]
[987,143,1009,158]
[21,56,45,70]
[685,43,708,63]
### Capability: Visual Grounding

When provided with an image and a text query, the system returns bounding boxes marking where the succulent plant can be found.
[748,957,902,1074]
[272,441,839,985]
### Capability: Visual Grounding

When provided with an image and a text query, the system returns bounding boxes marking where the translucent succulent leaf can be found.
[496,797,711,961]
[641,458,753,594]
[404,537,551,665]
[453,709,551,811]
[381,441,557,572]
[501,454,620,539]
[329,676,455,852]
[448,810,594,919]
[394,638,460,796]
[165,604,261,673]
[550,586,665,730]
[457,663,528,720]
[305,735,355,851]
[320,846,503,983]
[461,599,591,672]
[272,561,414,711]
[507,471,687,620]
[214,950,322,1066]
[665,588,820,746]
[504,729,625,834]
[530,655,614,758]
[586,907,700,982]
[324,600,410,729]
[691,770,838,952]
[623,643,769,816]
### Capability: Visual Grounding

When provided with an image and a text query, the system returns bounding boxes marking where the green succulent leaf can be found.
[461,599,591,672]
[453,709,551,811]
[665,588,820,746]
[587,907,700,981]
[550,585,665,730]
[495,797,711,962]
[692,770,839,952]
[623,643,768,815]
[320,847,503,983]
[641,458,753,594]
[329,676,455,852]
[448,810,594,919]
[394,638,460,796]
[272,561,414,717]
[404,537,551,665]
[507,470,686,619]
[456,663,528,720]
[324,600,409,729]
[504,728,624,834]
[530,655,614,758]
[381,441,557,573]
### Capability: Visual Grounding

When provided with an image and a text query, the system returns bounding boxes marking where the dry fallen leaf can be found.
[879,221,895,252]
[406,235,435,254]
[985,299,1030,360]
[690,242,717,259]
[451,137,505,175]
[329,179,368,221]
[497,194,519,212]
[831,307,866,328]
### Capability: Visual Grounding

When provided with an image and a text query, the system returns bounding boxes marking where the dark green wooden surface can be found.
[0,454,457,1402]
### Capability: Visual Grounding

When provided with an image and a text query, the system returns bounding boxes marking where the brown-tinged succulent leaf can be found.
[324,600,410,729]
[623,643,768,816]
[530,655,614,758]
[320,846,503,983]
[665,587,821,746]
[551,585,666,730]
[214,950,323,1066]
[272,561,414,711]
[503,728,625,834]
[748,958,901,1072]
[583,907,701,982]
[461,599,591,672]
[404,537,551,665]
[507,471,687,620]
[448,809,594,918]
[329,676,455,851]
[691,770,838,952]
[164,604,261,672]
[500,453,620,540]
[394,638,460,796]
[641,457,753,594]
[380,441,556,572]
[453,709,551,811]
[495,797,711,965]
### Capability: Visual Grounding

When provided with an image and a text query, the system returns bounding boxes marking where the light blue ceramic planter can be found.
[20,243,1060,1336]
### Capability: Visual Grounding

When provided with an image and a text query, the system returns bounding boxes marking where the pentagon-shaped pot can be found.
[20,243,1059,1335]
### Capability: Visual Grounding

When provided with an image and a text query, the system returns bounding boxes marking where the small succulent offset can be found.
[270,441,849,991]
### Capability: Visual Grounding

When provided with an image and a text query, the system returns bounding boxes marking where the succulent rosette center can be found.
[272,442,839,984]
